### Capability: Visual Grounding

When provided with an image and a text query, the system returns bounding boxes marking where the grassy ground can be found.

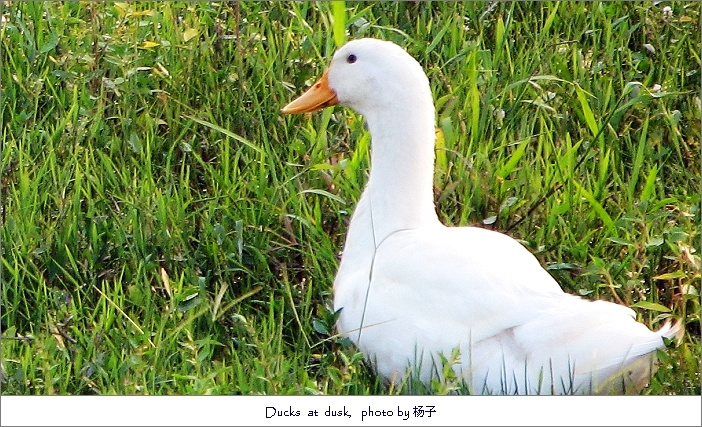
[1,1,700,395]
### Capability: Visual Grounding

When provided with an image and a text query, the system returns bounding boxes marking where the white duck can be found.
[282,38,682,394]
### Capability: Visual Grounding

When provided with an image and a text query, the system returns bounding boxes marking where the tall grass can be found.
[1,1,700,395]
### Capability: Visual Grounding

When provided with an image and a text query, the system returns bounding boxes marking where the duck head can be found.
[282,38,432,119]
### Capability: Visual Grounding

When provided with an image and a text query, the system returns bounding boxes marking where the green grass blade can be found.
[184,114,265,155]
[575,85,599,138]
[332,1,346,47]
[574,181,616,235]
[497,139,529,179]
[627,114,649,201]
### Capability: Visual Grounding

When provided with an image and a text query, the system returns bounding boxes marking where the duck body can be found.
[335,200,674,393]
[283,38,681,394]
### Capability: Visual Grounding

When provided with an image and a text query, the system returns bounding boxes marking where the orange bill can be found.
[282,70,338,114]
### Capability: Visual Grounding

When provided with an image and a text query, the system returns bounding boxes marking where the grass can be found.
[0,1,700,395]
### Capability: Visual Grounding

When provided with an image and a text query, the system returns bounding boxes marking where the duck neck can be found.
[363,105,439,245]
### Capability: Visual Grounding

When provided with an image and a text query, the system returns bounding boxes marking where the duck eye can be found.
[346,54,357,64]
